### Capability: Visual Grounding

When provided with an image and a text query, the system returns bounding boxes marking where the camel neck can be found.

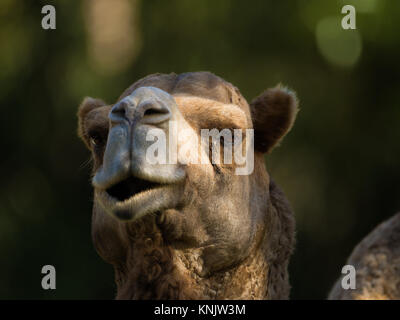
[113,216,276,300]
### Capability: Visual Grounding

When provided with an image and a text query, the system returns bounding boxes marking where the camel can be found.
[78,71,400,300]
[77,71,298,299]
[329,212,400,300]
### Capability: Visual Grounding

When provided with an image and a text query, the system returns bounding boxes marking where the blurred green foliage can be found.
[0,0,399,299]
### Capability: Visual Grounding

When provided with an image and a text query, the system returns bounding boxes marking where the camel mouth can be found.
[106,176,162,202]
[96,173,184,222]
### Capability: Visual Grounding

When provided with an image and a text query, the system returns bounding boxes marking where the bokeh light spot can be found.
[316,16,362,67]
[83,0,141,75]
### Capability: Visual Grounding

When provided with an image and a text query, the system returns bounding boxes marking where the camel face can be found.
[78,72,298,298]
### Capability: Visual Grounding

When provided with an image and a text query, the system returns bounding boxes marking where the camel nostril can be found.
[109,92,173,125]
[109,100,135,123]
[140,101,172,125]
[144,107,168,116]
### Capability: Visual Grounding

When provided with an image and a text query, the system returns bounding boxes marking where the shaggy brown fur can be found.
[78,72,298,299]
[108,178,294,300]
[329,212,400,300]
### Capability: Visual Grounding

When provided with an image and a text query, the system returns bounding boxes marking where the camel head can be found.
[77,72,298,299]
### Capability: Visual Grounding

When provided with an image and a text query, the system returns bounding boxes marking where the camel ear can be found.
[250,86,298,154]
[77,97,107,149]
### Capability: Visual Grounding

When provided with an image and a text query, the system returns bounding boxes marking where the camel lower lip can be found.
[102,183,166,206]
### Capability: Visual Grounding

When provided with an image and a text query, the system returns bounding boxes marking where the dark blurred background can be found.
[0,0,399,299]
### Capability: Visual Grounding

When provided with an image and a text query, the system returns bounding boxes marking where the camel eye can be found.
[88,132,105,148]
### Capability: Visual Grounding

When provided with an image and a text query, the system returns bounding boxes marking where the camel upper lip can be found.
[106,176,162,202]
